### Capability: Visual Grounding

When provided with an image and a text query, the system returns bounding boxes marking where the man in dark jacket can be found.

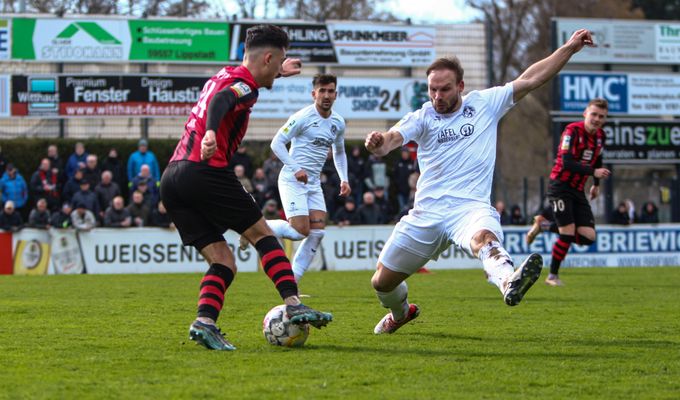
[333,197,360,226]
[28,198,51,229]
[95,170,121,216]
[0,200,23,231]
[104,196,132,227]
[357,191,385,225]
[50,202,73,229]
[30,158,60,211]
[71,180,100,216]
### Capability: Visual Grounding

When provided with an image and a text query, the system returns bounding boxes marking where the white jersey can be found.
[275,104,346,184]
[395,82,514,214]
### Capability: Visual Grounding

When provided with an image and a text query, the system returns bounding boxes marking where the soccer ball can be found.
[262,304,309,347]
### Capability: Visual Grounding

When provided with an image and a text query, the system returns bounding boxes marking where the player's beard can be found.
[434,96,458,114]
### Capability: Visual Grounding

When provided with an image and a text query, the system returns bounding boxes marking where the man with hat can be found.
[71,178,100,216]
[127,138,160,182]
[70,201,96,231]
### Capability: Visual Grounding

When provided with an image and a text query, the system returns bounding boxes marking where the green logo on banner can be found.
[55,22,121,44]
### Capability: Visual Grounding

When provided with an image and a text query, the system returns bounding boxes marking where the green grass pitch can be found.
[1,267,679,399]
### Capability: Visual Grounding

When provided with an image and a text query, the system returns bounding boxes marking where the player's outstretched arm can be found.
[365,130,403,157]
[279,58,302,77]
[512,29,595,102]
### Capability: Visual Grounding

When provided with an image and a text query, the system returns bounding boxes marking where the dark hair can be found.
[426,56,464,83]
[312,73,337,88]
[588,98,608,111]
[245,24,289,52]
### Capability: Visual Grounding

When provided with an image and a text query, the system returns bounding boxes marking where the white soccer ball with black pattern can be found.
[262,304,309,347]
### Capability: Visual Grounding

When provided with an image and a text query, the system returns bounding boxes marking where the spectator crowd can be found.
[0,141,663,232]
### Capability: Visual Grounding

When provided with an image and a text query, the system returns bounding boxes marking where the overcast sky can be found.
[217,0,482,23]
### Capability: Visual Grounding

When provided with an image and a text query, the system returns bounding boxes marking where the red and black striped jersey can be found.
[170,65,259,168]
[549,121,604,192]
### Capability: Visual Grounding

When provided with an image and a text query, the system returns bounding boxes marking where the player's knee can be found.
[558,234,575,244]
[576,234,595,245]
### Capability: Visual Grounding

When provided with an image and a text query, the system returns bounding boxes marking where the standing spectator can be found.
[263,152,284,188]
[104,196,132,228]
[510,205,527,225]
[65,142,88,180]
[394,147,418,211]
[230,145,254,178]
[127,190,149,227]
[133,178,158,208]
[127,139,160,182]
[149,201,173,228]
[82,154,101,187]
[101,148,125,191]
[357,191,385,225]
[611,202,631,225]
[0,200,23,231]
[50,202,73,229]
[364,154,389,194]
[373,186,393,222]
[28,198,51,229]
[46,144,65,184]
[261,199,282,220]
[638,201,659,223]
[0,144,7,175]
[234,165,253,193]
[62,168,84,204]
[495,200,511,225]
[71,202,96,231]
[130,164,158,192]
[347,145,366,204]
[333,198,360,226]
[95,170,121,216]
[30,158,60,211]
[1,164,28,211]
[251,167,270,206]
[71,180,100,216]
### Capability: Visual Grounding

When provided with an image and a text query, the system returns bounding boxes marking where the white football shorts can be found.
[278,177,326,218]
[378,200,503,275]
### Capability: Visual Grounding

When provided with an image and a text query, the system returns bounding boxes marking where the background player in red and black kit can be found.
[525,98,611,286]
[160,24,332,351]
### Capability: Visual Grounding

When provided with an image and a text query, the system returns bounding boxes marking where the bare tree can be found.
[275,0,394,21]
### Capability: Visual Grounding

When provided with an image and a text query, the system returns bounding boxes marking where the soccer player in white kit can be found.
[262,73,351,282]
[365,29,596,334]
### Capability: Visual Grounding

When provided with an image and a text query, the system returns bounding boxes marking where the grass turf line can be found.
[1,267,679,399]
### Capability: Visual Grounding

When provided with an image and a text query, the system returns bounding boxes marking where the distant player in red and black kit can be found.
[160,24,332,351]
[525,98,611,286]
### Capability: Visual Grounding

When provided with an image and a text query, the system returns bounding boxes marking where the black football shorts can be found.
[160,161,262,250]
[548,189,595,229]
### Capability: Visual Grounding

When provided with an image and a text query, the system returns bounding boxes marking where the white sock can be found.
[478,241,514,292]
[266,219,306,240]
[375,281,409,321]
[292,229,325,281]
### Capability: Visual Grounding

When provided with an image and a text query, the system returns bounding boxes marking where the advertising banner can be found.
[254,76,429,119]
[558,71,680,116]
[327,22,435,66]
[230,22,336,63]
[12,74,204,117]
[0,18,10,60]
[49,228,84,274]
[78,228,258,274]
[0,75,9,118]
[555,119,680,164]
[11,17,230,63]
[555,18,680,64]
[12,228,51,275]
[10,74,428,119]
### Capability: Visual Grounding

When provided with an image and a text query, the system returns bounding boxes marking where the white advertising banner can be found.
[78,228,259,274]
[254,77,429,120]
[314,225,680,271]
[326,22,435,66]
[11,228,51,275]
[556,18,680,64]
[49,228,84,274]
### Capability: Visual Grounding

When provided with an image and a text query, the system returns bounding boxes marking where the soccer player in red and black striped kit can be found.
[160,24,332,351]
[525,98,611,286]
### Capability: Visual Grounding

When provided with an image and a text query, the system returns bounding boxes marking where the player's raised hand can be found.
[294,169,308,184]
[566,29,595,53]
[365,131,384,153]
[339,181,351,197]
[594,168,611,179]
[201,130,217,160]
[280,58,302,77]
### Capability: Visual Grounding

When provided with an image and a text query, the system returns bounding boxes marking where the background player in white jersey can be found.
[365,29,596,334]
[253,74,350,282]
